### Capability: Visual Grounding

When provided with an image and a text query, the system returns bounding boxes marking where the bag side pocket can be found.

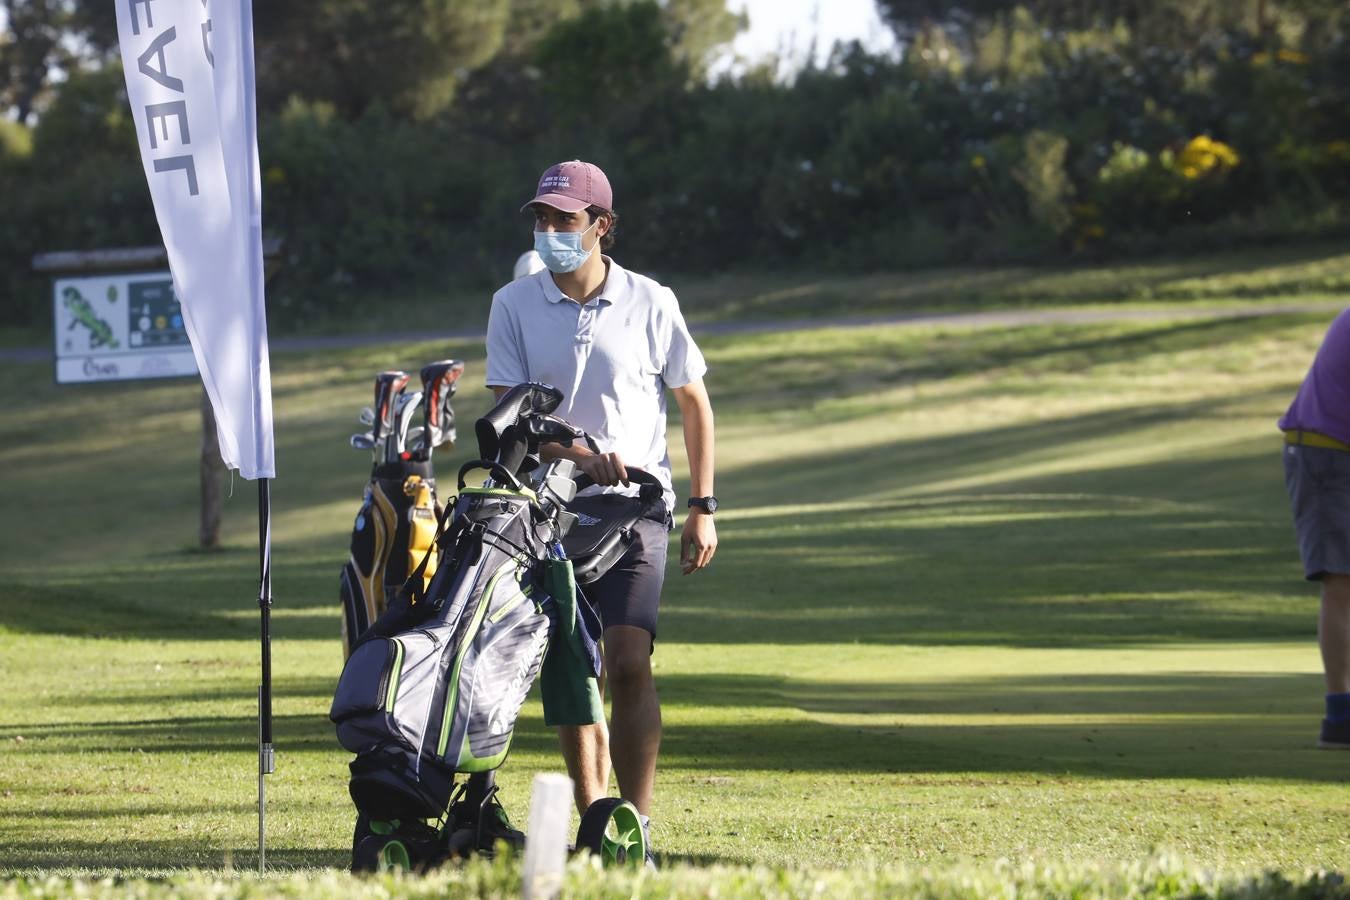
[330,638,403,723]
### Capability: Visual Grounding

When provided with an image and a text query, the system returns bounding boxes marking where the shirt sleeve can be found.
[658,288,707,389]
[485,293,527,388]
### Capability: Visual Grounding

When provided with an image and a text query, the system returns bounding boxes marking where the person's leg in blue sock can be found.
[1319,574,1350,748]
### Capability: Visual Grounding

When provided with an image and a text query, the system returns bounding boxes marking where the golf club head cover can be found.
[475,382,564,465]
[523,415,600,454]
[419,360,465,450]
[371,371,410,444]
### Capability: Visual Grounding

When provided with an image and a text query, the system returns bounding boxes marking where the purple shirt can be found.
[1280,307,1350,444]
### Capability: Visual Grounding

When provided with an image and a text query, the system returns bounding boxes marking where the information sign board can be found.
[53,272,198,383]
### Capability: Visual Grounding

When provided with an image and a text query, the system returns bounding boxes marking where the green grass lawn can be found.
[12,238,1340,346]
[1,291,1348,892]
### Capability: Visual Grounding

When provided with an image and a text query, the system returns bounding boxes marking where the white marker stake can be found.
[522,773,573,899]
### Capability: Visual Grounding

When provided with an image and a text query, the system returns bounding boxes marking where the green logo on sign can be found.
[63,287,120,350]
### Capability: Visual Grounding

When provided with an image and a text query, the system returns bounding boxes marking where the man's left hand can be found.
[680,511,717,575]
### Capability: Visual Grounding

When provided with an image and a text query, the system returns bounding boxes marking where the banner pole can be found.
[258,477,275,873]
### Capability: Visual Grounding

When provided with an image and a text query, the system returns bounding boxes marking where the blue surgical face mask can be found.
[534,220,599,274]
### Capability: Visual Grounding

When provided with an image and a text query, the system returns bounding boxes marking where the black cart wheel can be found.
[352,834,413,873]
[576,798,646,867]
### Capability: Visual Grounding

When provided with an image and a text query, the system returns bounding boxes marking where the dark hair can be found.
[586,205,619,251]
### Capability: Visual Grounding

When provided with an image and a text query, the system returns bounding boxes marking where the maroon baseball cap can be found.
[521,160,613,213]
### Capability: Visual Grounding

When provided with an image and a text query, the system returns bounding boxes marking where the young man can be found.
[485,160,718,855]
[1280,307,1350,749]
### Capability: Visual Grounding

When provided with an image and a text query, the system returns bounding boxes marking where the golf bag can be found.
[330,382,662,870]
[340,362,465,659]
[333,473,552,820]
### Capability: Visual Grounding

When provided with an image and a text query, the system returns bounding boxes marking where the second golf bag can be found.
[340,362,465,658]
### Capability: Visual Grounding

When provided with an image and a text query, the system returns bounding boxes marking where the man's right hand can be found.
[578,450,629,487]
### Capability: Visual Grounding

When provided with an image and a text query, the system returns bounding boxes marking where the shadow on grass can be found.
[0,842,727,875]
[653,670,1345,783]
[703,313,1319,416]
[0,418,1309,650]
[0,711,334,755]
[0,338,1314,654]
[720,388,1288,510]
[0,842,346,873]
[0,801,259,820]
[2,500,1305,650]
[0,836,716,874]
[5,669,1343,783]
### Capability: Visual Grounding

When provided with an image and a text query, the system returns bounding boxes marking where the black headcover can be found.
[475,382,564,474]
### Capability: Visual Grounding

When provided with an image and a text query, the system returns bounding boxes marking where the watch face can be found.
[690,496,718,513]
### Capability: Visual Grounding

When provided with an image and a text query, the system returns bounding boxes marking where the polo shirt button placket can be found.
[576,303,596,344]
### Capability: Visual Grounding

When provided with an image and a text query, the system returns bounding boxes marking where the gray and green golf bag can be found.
[330,382,666,870]
[330,382,594,823]
[333,482,552,820]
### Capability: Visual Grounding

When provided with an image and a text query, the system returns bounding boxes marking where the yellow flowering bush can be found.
[1165,136,1240,180]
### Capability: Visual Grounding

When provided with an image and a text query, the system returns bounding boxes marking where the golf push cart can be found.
[332,377,665,872]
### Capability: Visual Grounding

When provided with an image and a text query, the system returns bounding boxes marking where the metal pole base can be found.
[258,686,275,874]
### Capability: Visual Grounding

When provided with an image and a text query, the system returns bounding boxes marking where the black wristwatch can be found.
[687,496,719,514]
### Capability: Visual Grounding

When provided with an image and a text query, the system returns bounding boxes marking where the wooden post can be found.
[201,385,227,548]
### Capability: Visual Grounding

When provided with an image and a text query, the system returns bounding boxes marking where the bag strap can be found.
[397,494,458,606]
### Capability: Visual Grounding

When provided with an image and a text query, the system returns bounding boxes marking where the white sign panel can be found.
[53,272,198,384]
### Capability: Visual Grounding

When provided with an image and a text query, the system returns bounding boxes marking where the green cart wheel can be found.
[352,834,412,873]
[576,798,646,867]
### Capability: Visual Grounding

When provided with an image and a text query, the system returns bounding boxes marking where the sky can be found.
[719,0,897,76]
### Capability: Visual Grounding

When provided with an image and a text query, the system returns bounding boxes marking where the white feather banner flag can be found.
[116,0,274,479]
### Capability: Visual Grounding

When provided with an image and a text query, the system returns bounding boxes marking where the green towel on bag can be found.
[540,557,604,726]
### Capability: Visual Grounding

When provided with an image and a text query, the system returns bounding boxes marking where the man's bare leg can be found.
[558,718,611,815]
[603,624,661,815]
[1320,574,1350,693]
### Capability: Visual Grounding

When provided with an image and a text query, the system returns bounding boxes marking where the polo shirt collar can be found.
[538,257,624,307]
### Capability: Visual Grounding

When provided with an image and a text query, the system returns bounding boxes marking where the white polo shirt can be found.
[485,257,706,513]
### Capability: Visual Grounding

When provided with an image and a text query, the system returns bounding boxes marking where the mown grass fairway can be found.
[1,280,1348,890]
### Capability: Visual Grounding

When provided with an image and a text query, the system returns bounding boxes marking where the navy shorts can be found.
[582,514,669,643]
[1284,443,1350,580]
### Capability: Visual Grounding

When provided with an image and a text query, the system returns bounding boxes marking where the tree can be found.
[250,0,513,119]
[875,0,1344,59]
[532,1,689,126]
[1,0,118,122]
[1,0,71,122]
[661,0,746,80]
[498,0,590,55]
